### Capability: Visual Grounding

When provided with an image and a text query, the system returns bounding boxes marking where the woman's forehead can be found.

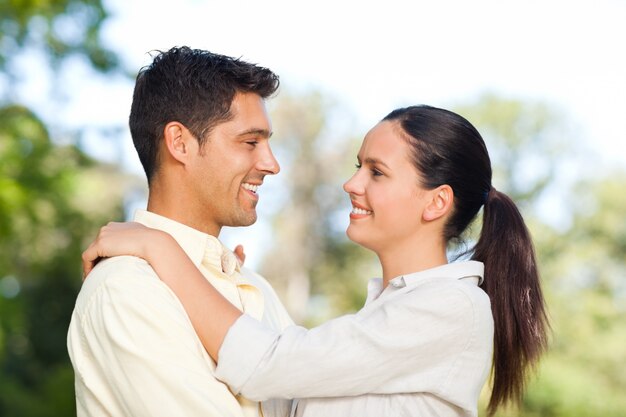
[359,122,408,159]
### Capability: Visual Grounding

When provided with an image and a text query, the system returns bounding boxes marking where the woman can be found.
[83,105,549,417]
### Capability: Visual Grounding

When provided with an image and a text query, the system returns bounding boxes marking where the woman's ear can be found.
[422,185,454,222]
[163,121,195,164]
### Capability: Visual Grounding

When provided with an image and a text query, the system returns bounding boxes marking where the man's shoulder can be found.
[83,255,157,286]
[92,254,153,274]
[74,256,162,311]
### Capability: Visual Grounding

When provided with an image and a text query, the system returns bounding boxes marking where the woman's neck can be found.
[377,239,448,288]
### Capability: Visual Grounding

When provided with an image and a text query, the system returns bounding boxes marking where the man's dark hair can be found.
[129,46,280,182]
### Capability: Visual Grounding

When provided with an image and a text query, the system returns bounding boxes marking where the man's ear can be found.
[422,185,454,222]
[163,121,195,164]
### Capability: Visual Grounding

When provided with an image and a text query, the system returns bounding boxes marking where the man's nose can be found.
[258,143,280,175]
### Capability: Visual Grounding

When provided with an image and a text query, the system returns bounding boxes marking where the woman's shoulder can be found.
[406,262,489,307]
[393,274,492,323]
[439,275,489,306]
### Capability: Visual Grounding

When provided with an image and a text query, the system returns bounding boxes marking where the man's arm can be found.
[68,257,245,417]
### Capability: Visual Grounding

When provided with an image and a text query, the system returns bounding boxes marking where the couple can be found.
[68,46,549,417]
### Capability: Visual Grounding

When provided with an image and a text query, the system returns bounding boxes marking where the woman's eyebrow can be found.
[364,157,390,169]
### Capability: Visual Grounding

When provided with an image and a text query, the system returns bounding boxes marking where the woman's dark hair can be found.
[129,46,280,183]
[383,105,549,415]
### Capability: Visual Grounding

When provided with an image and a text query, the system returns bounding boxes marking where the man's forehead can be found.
[220,94,272,137]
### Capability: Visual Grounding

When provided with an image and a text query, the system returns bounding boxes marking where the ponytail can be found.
[382,105,549,414]
[473,188,550,416]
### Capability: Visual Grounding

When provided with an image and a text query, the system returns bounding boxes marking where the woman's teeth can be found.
[242,183,259,193]
[351,207,372,215]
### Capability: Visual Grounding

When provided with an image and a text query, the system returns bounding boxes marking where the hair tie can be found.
[483,186,496,205]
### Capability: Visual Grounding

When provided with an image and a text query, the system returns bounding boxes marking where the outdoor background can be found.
[1,0,625,416]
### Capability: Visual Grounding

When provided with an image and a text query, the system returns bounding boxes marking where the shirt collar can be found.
[365,261,484,303]
[399,261,484,286]
[133,209,240,275]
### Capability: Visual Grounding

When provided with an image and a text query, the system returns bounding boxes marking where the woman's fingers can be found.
[81,221,156,281]
[82,242,101,280]
[81,222,119,279]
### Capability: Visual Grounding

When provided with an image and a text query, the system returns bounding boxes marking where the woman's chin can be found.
[346,228,375,251]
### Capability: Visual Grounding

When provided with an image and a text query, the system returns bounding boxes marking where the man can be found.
[67,46,293,417]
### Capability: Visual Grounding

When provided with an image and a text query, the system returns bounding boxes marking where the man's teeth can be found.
[242,183,259,193]
[351,207,372,215]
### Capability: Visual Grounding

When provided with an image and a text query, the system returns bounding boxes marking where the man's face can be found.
[186,92,280,235]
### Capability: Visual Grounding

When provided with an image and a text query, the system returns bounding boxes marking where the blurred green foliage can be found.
[514,173,626,417]
[0,104,127,415]
[0,0,126,415]
[0,0,117,72]
[487,173,626,416]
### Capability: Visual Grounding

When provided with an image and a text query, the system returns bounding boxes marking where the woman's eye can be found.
[371,169,383,177]
[354,163,362,170]
[246,141,258,147]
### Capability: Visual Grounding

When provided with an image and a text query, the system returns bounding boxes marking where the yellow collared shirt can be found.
[67,210,293,417]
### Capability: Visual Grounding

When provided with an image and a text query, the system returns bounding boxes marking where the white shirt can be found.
[67,210,293,417]
[215,261,494,417]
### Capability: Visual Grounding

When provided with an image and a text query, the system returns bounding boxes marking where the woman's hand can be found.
[82,222,168,278]
[81,221,244,361]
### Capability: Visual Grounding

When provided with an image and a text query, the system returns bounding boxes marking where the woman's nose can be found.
[343,171,363,195]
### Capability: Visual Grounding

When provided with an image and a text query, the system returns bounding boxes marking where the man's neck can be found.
[146,197,221,237]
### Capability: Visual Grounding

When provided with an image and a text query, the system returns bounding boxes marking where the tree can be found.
[491,172,626,417]
[0,0,117,74]
[260,90,377,324]
[0,1,128,415]
[455,94,572,206]
[455,96,626,416]
[0,104,132,415]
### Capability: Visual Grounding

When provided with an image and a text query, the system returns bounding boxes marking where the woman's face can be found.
[343,121,430,253]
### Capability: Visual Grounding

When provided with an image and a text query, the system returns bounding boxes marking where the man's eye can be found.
[355,163,362,170]
[371,169,383,177]
[246,141,258,147]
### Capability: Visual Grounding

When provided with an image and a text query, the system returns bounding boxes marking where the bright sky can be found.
[25,0,626,265]
[66,0,626,163]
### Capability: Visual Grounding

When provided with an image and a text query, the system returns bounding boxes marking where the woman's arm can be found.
[82,222,242,360]
[83,223,491,401]
[214,282,491,400]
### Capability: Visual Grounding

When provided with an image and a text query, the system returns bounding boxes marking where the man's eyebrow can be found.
[364,157,390,169]
[236,128,273,138]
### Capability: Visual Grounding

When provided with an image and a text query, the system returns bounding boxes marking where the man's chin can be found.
[229,212,258,228]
